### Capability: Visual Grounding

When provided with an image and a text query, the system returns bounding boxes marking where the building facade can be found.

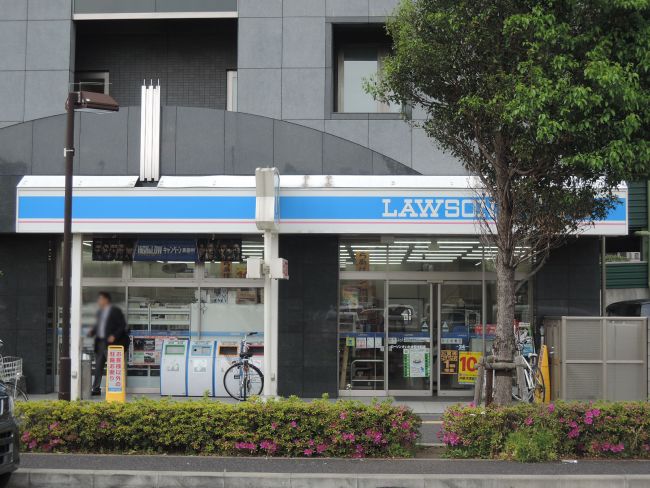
[0,0,623,397]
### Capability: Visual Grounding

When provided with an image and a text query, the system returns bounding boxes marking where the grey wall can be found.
[535,237,602,318]
[75,20,237,109]
[0,107,416,232]
[0,235,56,393]
[237,0,464,176]
[0,0,74,127]
[73,0,238,14]
[278,235,339,397]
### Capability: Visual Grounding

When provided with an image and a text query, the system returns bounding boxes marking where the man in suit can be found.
[89,291,129,396]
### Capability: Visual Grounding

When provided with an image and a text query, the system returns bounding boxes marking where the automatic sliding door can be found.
[338,280,386,392]
[387,283,433,394]
[439,282,484,394]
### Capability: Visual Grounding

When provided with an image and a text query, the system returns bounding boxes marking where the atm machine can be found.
[248,342,265,375]
[214,341,239,397]
[187,340,217,396]
[160,339,189,396]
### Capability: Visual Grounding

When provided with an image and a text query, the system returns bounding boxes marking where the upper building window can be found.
[74,71,110,94]
[334,24,399,114]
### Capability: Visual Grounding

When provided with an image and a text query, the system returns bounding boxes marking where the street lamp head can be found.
[72,91,119,113]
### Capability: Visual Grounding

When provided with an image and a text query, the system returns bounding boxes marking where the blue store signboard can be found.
[133,238,198,262]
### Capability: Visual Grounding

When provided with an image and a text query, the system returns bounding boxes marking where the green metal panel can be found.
[606,262,648,289]
[627,181,648,230]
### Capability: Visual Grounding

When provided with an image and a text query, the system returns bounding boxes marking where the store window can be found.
[77,286,127,382]
[199,287,263,339]
[132,261,196,279]
[334,24,399,114]
[82,240,122,278]
[203,238,264,279]
[606,235,646,263]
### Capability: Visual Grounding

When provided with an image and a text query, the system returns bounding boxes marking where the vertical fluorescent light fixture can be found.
[139,80,161,181]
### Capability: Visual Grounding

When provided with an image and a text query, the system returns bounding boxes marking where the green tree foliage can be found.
[371,0,650,404]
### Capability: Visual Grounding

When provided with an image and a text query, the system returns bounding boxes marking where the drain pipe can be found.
[601,236,607,316]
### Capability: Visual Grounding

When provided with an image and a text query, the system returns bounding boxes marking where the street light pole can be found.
[58,91,119,401]
[58,93,76,401]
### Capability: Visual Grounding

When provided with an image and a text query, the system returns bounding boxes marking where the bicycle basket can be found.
[0,356,22,382]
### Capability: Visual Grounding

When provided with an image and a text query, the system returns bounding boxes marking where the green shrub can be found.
[441,402,650,461]
[16,396,420,458]
[503,428,558,462]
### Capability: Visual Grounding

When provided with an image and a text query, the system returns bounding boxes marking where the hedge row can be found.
[16,397,420,458]
[442,402,650,462]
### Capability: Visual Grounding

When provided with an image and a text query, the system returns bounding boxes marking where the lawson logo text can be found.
[381,197,490,220]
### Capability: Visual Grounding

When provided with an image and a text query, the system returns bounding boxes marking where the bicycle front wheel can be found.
[223,363,264,400]
[5,382,28,402]
[532,367,545,403]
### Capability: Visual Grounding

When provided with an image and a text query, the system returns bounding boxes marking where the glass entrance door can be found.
[387,282,436,395]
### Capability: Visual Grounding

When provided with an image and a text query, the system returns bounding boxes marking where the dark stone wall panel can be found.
[278,235,339,398]
[0,235,55,394]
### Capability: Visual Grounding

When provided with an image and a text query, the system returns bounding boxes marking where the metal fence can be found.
[545,316,648,401]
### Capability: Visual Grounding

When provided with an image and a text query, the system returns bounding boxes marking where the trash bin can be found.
[80,353,92,400]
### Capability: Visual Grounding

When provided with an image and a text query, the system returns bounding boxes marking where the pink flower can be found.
[49,422,60,430]
[547,403,555,414]
[443,432,461,446]
[468,402,476,408]
[21,431,31,443]
[584,415,593,425]
[260,440,278,453]
[308,439,315,447]
[28,440,38,450]
[290,421,298,428]
[401,421,411,430]
[316,443,327,454]
[610,443,625,453]
[303,448,314,456]
[235,441,257,451]
[342,432,355,442]
[99,421,110,429]
[339,412,348,420]
[568,428,580,439]
[524,417,533,426]
[270,422,278,430]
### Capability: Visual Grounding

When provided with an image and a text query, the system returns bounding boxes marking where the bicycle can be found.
[0,340,28,401]
[223,332,264,401]
[511,338,544,403]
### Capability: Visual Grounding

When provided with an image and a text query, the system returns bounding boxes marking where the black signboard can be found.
[92,238,135,261]
[197,239,243,262]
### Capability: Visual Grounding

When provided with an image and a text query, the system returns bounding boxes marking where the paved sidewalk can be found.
[10,469,650,488]
[13,454,650,488]
[18,453,650,475]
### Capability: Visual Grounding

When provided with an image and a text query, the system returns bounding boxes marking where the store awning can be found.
[15,175,628,236]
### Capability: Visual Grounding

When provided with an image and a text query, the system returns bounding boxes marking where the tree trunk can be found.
[492,256,516,405]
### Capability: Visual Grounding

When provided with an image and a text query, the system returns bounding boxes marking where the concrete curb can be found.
[8,469,650,488]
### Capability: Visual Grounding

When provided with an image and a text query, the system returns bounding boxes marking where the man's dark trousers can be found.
[92,340,108,391]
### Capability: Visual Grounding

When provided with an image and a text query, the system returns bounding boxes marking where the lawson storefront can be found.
[15,174,628,399]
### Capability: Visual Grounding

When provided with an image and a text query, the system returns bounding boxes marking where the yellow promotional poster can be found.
[539,344,551,403]
[458,351,482,384]
[106,345,126,403]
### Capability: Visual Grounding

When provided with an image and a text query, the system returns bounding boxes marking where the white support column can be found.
[263,230,279,397]
[270,233,279,397]
[69,234,83,400]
